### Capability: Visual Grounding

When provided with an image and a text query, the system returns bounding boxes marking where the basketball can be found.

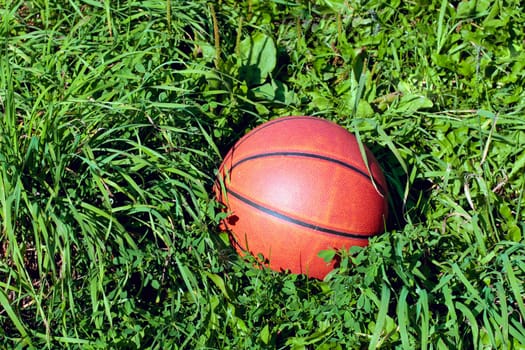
[214,116,388,279]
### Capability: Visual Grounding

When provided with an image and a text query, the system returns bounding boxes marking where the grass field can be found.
[1,0,524,348]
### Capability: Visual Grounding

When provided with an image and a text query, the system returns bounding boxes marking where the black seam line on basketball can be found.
[232,116,326,149]
[226,188,374,240]
[230,151,386,195]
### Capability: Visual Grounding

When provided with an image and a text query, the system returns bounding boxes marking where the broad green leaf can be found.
[318,249,336,263]
[397,94,434,114]
[509,150,525,180]
[260,324,270,345]
[239,32,276,85]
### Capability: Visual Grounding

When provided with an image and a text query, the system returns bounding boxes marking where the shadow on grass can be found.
[370,142,433,231]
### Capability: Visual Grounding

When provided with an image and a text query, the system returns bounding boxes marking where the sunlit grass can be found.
[1,0,524,348]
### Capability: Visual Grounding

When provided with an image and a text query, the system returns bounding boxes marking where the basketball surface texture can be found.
[214,116,388,279]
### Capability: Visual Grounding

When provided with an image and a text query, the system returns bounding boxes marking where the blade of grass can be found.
[495,277,509,346]
[368,283,390,349]
[196,120,221,159]
[417,288,429,350]
[481,308,498,348]
[508,318,525,344]
[451,263,485,306]
[436,0,449,54]
[502,254,525,319]
[456,301,479,347]
[396,286,410,348]
[0,289,31,346]
[441,284,460,344]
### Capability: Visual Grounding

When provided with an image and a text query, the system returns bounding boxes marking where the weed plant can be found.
[0,0,524,348]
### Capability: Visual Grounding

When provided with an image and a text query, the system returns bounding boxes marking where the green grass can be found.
[1,0,524,348]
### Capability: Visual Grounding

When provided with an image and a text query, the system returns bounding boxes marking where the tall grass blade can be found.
[397,286,411,348]
[0,289,31,346]
[436,0,449,53]
[368,283,390,349]
[441,284,460,344]
[456,302,479,347]
[502,254,525,319]
[451,263,484,305]
[495,280,510,347]
[417,288,429,350]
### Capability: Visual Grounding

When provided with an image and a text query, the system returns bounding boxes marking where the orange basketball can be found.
[214,116,388,279]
